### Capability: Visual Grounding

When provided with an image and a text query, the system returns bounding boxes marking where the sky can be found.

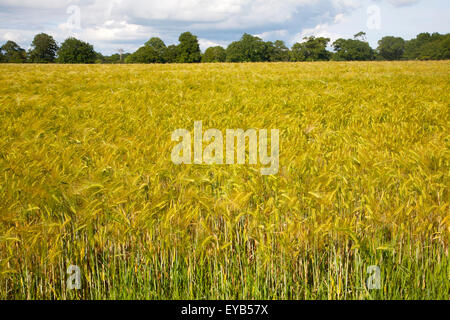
[0,0,449,55]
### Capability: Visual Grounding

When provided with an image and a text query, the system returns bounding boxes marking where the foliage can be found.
[100,53,131,64]
[2,31,450,64]
[145,37,167,63]
[377,36,405,60]
[28,33,59,63]
[57,37,97,64]
[226,33,269,62]
[0,40,27,63]
[332,38,375,61]
[177,32,201,63]
[354,31,367,42]
[126,45,161,64]
[164,45,179,63]
[291,36,331,61]
[202,46,226,63]
[266,40,290,62]
[404,32,450,60]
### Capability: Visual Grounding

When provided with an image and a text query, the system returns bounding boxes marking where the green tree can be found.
[226,33,268,62]
[438,35,450,60]
[404,32,450,60]
[125,46,160,63]
[201,46,226,62]
[332,38,375,61]
[28,33,58,63]
[164,45,179,63]
[102,53,130,64]
[145,37,167,63]
[95,52,105,64]
[291,36,331,61]
[225,41,245,62]
[354,31,367,41]
[57,37,97,63]
[1,40,27,63]
[377,36,405,60]
[177,32,201,63]
[266,40,290,62]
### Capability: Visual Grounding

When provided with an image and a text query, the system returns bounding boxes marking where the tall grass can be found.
[0,62,448,299]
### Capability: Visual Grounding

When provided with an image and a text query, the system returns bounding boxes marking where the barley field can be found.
[0,61,449,300]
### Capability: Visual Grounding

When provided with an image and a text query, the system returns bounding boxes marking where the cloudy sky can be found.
[0,0,449,55]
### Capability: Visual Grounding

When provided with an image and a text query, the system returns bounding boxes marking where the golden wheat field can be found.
[0,61,449,299]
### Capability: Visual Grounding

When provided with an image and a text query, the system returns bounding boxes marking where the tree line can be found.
[1,31,448,64]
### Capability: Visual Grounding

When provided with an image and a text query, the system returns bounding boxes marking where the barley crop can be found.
[0,61,448,299]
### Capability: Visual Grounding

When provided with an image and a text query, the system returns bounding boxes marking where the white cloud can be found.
[0,0,72,9]
[334,13,346,24]
[58,20,153,42]
[255,29,289,40]
[331,0,360,10]
[198,38,229,51]
[0,0,445,54]
[1,31,25,43]
[387,0,420,7]
[2,0,352,53]
[293,23,344,44]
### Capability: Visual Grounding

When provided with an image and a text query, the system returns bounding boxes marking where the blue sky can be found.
[0,0,449,55]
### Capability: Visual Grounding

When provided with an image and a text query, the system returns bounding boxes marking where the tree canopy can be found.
[226,33,268,62]
[177,32,201,63]
[145,37,167,63]
[28,33,58,63]
[99,53,130,64]
[332,38,375,61]
[202,46,226,63]
[125,45,160,63]
[1,40,27,63]
[57,37,97,64]
[291,36,331,61]
[1,31,449,64]
[377,36,405,60]
[126,37,168,63]
[404,32,450,60]
[266,40,290,62]
[164,45,179,63]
